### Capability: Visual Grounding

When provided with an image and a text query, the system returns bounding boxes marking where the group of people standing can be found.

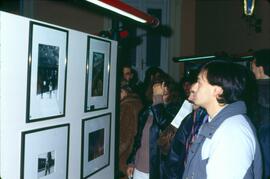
[118,49,270,179]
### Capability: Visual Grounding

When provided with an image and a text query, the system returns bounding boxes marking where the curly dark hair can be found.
[144,73,180,104]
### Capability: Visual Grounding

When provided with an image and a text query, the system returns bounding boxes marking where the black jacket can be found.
[161,107,207,179]
[256,79,270,179]
[161,113,193,179]
[127,102,180,179]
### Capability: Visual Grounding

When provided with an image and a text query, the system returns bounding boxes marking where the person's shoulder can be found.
[221,115,251,129]
[217,115,255,140]
[122,95,142,104]
[210,115,257,156]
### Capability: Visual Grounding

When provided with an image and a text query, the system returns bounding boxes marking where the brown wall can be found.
[30,1,105,35]
[0,0,107,35]
[178,0,196,79]
[195,0,270,55]
[180,0,196,57]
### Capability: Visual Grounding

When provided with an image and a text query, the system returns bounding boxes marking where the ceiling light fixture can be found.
[85,0,160,27]
[173,55,216,62]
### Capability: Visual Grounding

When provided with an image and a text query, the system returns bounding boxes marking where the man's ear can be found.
[214,86,223,98]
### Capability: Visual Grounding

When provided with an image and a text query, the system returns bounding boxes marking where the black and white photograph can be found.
[26,22,68,122]
[88,129,105,161]
[81,113,111,179]
[85,37,111,112]
[37,44,59,99]
[21,124,69,179]
[38,151,55,178]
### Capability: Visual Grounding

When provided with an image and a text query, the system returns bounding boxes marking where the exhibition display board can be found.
[0,11,117,179]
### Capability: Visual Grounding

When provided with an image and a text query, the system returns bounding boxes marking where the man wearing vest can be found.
[182,60,262,179]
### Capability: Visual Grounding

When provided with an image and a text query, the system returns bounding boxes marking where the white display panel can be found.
[0,11,117,179]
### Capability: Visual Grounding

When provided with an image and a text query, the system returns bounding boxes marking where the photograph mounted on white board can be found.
[26,21,68,122]
[84,37,111,112]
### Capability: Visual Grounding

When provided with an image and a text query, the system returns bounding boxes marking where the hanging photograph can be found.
[81,113,111,178]
[26,21,68,122]
[91,52,105,97]
[88,128,105,161]
[21,124,70,179]
[85,37,111,112]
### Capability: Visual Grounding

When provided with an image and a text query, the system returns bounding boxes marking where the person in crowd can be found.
[126,74,180,179]
[251,49,270,179]
[157,70,199,153]
[182,60,262,179]
[119,83,144,178]
[141,67,166,105]
[179,76,192,99]
[178,70,199,104]
[121,65,143,98]
[160,78,207,179]
[122,65,133,83]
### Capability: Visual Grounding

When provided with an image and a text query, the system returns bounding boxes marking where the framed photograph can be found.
[81,113,111,178]
[85,37,111,112]
[21,124,70,179]
[26,21,68,122]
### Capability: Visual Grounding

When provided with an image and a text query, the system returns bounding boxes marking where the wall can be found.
[178,0,196,78]
[168,0,183,80]
[195,0,270,55]
[180,0,196,57]
[0,0,108,35]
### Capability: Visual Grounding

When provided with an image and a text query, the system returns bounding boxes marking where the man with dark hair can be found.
[183,61,262,179]
[252,49,270,179]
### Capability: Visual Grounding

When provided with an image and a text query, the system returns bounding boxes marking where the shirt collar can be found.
[208,104,228,122]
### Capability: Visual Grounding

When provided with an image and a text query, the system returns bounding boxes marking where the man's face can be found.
[123,67,132,81]
[188,83,199,109]
[193,71,217,109]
